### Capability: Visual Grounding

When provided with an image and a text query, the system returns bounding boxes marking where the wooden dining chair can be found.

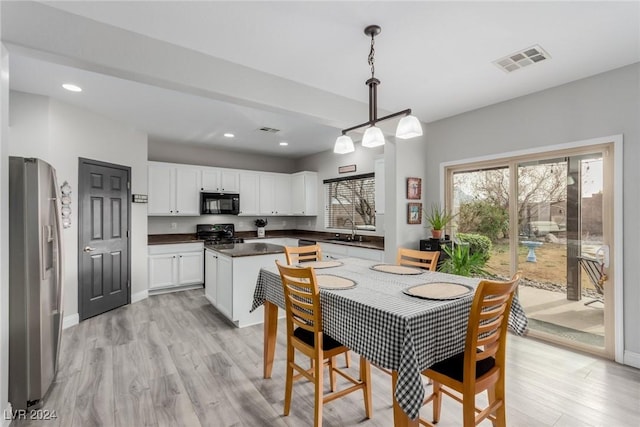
[419,273,521,427]
[397,247,440,271]
[284,245,351,368]
[275,261,372,427]
[284,244,323,265]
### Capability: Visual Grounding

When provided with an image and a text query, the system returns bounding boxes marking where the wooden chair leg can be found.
[432,381,442,423]
[284,345,295,416]
[314,354,324,427]
[489,383,507,427]
[462,393,476,427]
[329,356,337,392]
[345,351,351,368]
[360,356,373,419]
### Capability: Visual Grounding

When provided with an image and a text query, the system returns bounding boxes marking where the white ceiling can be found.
[7,1,640,158]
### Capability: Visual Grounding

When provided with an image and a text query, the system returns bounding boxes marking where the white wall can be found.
[1,42,11,426]
[423,63,640,364]
[8,90,149,322]
[149,139,297,173]
[148,215,300,235]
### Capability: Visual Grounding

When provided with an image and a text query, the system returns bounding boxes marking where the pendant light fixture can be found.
[334,25,423,154]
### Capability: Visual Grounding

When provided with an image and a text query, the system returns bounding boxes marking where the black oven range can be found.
[196,223,244,245]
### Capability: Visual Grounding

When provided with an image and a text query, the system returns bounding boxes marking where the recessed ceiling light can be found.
[223,133,235,138]
[62,83,82,92]
[279,142,288,146]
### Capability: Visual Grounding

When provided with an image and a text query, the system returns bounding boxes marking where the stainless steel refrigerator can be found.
[8,157,64,410]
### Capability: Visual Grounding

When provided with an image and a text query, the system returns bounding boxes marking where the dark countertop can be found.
[205,242,285,258]
[237,230,384,251]
[148,234,203,245]
[149,230,384,250]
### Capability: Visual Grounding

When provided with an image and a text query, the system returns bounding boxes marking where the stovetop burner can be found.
[197,223,244,245]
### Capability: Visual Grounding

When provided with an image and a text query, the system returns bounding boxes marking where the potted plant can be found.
[439,243,488,277]
[424,203,455,240]
[254,218,268,238]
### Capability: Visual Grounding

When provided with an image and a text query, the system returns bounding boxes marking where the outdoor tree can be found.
[454,162,567,238]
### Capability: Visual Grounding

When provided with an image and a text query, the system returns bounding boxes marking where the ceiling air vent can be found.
[258,126,280,133]
[493,45,550,73]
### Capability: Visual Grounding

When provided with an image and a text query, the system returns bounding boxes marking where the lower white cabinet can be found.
[318,242,383,262]
[204,248,285,327]
[148,243,204,291]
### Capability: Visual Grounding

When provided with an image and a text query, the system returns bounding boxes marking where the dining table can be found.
[250,257,528,426]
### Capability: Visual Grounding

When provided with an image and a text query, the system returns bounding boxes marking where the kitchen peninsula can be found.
[204,241,286,327]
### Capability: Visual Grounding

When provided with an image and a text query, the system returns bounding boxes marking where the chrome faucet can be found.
[344,217,356,241]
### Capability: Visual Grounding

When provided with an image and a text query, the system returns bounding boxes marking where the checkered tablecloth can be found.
[251,257,528,420]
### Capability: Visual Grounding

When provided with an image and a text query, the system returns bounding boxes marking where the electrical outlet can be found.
[170,222,177,230]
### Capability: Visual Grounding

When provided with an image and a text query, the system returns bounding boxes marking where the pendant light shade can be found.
[395,115,423,139]
[361,126,385,148]
[334,25,422,154]
[333,135,355,154]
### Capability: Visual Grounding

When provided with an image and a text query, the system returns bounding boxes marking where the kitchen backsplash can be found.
[148,215,319,235]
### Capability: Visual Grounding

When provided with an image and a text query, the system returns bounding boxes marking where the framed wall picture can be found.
[407,202,422,224]
[407,177,421,200]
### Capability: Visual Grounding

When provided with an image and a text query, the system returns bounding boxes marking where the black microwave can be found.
[200,192,240,215]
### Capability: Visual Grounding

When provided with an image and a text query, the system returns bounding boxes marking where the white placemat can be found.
[371,264,424,275]
[403,282,473,300]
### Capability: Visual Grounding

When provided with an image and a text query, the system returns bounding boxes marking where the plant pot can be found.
[431,229,443,240]
[257,227,265,238]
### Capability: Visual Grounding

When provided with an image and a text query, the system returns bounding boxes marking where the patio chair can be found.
[578,255,606,306]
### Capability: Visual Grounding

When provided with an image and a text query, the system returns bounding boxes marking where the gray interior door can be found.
[78,158,130,321]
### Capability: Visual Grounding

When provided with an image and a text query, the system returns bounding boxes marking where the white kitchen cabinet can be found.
[148,162,200,216]
[201,167,239,192]
[238,171,259,215]
[148,242,204,291]
[204,249,218,305]
[216,254,233,320]
[204,248,285,327]
[374,158,385,215]
[259,173,292,215]
[291,171,317,216]
[318,242,383,262]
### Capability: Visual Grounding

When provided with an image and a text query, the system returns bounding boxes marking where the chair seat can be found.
[294,327,344,351]
[429,349,496,382]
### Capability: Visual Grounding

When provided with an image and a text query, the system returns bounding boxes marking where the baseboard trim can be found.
[131,290,148,304]
[62,313,79,330]
[3,402,12,427]
[624,350,640,369]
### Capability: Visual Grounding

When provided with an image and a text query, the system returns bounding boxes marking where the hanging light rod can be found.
[334,25,423,154]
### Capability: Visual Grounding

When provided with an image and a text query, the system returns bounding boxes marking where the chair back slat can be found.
[276,261,323,340]
[284,245,323,265]
[464,273,520,382]
[396,247,440,271]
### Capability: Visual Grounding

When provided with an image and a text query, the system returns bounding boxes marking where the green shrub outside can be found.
[456,232,492,262]
[457,201,508,241]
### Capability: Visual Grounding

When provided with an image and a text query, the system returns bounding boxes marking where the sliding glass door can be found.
[446,143,614,357]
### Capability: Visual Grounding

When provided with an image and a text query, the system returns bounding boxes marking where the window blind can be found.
[324,173,376,231]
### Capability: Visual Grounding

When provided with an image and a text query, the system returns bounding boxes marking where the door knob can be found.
[83,246,96,253]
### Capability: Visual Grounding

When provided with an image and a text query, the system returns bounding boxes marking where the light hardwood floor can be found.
[11,289,640,426]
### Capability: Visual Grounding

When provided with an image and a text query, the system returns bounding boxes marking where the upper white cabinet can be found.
[374,158,385,215]
[148,161,318,217]
[291,171,317,216]
[259,173,291,215]
[238,171,259,215]
[201,167,239,192]
[148,162,200,216]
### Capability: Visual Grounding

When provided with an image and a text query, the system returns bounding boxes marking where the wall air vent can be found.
[258,126,280,133]
[493,45,550,73]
